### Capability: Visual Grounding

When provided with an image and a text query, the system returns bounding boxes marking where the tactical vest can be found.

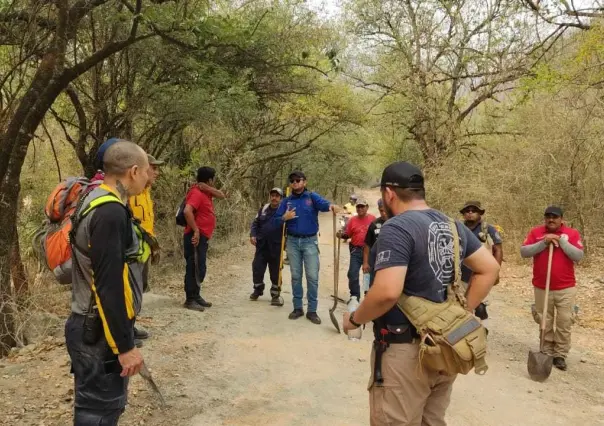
[70,185,150,316]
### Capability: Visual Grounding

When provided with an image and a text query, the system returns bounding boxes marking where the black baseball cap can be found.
[374,161,424,189]
[544,206,563,217]
[288,171,306,181]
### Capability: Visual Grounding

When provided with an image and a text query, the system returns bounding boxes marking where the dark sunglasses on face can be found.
[545,214,560,219]
[463,209,479,214]
[290,178,303,184]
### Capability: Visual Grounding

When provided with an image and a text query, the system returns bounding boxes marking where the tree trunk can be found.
[10,226,28,302]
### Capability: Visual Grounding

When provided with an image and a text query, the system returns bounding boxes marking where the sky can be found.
[307,0,342,20]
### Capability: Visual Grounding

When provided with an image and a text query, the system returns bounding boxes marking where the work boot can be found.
[134,327,150,340]
[196,297,212,308]
[306,312,321,325]
[288,308,304,320]
[271,296,284,306]
[135,339,143,348]
[553,357,567,371]
[250,289,263,301]
[184,299,205,312]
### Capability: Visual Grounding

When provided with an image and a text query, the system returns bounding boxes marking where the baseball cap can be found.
[94,137,121,171]
[460,201,485,214]
[355,198,368,206]
[544,206,563,217]
[269,187,283,196]
[375,161,424,189]
[147,154,164,166]
[288,170,306,181]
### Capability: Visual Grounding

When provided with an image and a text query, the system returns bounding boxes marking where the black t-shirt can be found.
[364,217,386,248]
[370,209,482,336]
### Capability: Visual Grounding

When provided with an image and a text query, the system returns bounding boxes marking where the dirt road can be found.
[2,197,604,425]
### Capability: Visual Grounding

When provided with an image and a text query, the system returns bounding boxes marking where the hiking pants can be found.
[183,232,209,301]
[65,314,129,424]
[534,286,577,358]
[368,343,456,426]
[252,241,281,297]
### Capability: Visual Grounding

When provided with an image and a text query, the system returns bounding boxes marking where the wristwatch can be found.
[349,311,362,328]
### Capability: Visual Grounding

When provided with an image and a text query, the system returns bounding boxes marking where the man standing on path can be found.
[249,187,284,306]
[342,161,499,426]
[460,200,503,330]
[363,199,388,274]
[274,171,340,324]
[338,198,375,302]
[67,141,148,425]
[521,206,583,371]
[128,154,163,343]
[182,166,226,311]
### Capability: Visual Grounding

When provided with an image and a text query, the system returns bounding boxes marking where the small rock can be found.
[539,389,543,393]
[527,390,533,394]
[505,365,509,369]
[581,358,587,363]
[358,358,366,362]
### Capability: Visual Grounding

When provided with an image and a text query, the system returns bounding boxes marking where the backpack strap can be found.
[448,217,468,309]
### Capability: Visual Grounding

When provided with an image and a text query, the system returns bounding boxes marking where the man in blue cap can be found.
[274,171,341,324]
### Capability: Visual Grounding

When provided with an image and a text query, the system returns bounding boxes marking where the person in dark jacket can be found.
[250,187,284,305]
[273,171,340,324]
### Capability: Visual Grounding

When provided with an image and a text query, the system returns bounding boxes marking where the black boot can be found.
[134,327,150,340]
[288,308,304,319]
[553,356,567,371]
[196,297,212,308]
[250,288,263,301]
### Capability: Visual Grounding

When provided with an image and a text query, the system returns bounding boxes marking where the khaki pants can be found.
[533,286,577,358]
[368,343,456,426]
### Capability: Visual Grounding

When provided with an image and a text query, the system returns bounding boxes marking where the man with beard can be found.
[460,201,503,330]
[521,206,583,371]
[342,161,499,426]
[249,187,285,305]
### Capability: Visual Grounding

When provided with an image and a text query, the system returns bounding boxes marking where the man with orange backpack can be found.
[66,140,150,425]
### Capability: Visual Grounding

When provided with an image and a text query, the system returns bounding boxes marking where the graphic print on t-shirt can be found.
[428,221,454,285]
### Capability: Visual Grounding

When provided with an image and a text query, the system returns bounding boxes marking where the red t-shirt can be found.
[345,214,376,247]
[522,224,583,290]
[184,186,216,239]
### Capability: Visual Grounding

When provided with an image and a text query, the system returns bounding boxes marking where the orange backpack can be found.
[33,177,102,284]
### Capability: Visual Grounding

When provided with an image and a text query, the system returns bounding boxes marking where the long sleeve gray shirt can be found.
[520,238,583,262]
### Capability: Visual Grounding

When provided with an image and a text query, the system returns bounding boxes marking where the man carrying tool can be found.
[66,141,149,425]
[182,166,226,311]
[249,187,284,306]
[342,161,499,426]
[274,171,340,324]
[337,198,375,302]
[521,206,583,371]
[128,154,163,344]
[460,200,503,330]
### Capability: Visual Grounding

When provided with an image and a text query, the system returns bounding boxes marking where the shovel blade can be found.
[329,309,341,333]
[527,349,553,382]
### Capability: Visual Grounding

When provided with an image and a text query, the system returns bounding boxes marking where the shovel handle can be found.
[539,244,554,350]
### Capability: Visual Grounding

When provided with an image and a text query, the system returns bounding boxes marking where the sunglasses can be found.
[463,209,480,214]
[289,178,303,184]
[545,214,560,219]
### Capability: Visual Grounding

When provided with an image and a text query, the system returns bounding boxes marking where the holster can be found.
[82,306,103,345]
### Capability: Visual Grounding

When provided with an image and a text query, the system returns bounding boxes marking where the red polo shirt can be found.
[522,224,583,291]
[345,214,376,247]
[184,186,216,239]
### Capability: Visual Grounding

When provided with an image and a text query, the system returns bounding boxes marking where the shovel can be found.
[527,243,554,382]
[329,211,341,333]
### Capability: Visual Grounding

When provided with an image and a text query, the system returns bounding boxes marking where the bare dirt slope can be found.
[2,193,604,426]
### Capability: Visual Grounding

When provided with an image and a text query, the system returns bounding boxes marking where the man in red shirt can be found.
[338,198,375,303]
[182,166,226,311]
[521,206,584,371]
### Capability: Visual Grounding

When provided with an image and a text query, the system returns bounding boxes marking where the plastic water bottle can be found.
[363,273,371,292]
[347,298,363,341]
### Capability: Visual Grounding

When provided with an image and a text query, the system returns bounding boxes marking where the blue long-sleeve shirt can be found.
[273,190,331,236]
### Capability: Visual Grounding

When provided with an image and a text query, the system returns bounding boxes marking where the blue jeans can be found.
[286,235,320,312]
[347,246,363,301]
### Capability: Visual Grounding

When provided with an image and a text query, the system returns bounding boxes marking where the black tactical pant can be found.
[252,241,281,297]
[65,314,129,425]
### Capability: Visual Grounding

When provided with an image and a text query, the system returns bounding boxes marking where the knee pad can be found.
[475,303,488,320]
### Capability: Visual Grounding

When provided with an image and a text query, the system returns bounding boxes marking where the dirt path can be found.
[2,194,604,425]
